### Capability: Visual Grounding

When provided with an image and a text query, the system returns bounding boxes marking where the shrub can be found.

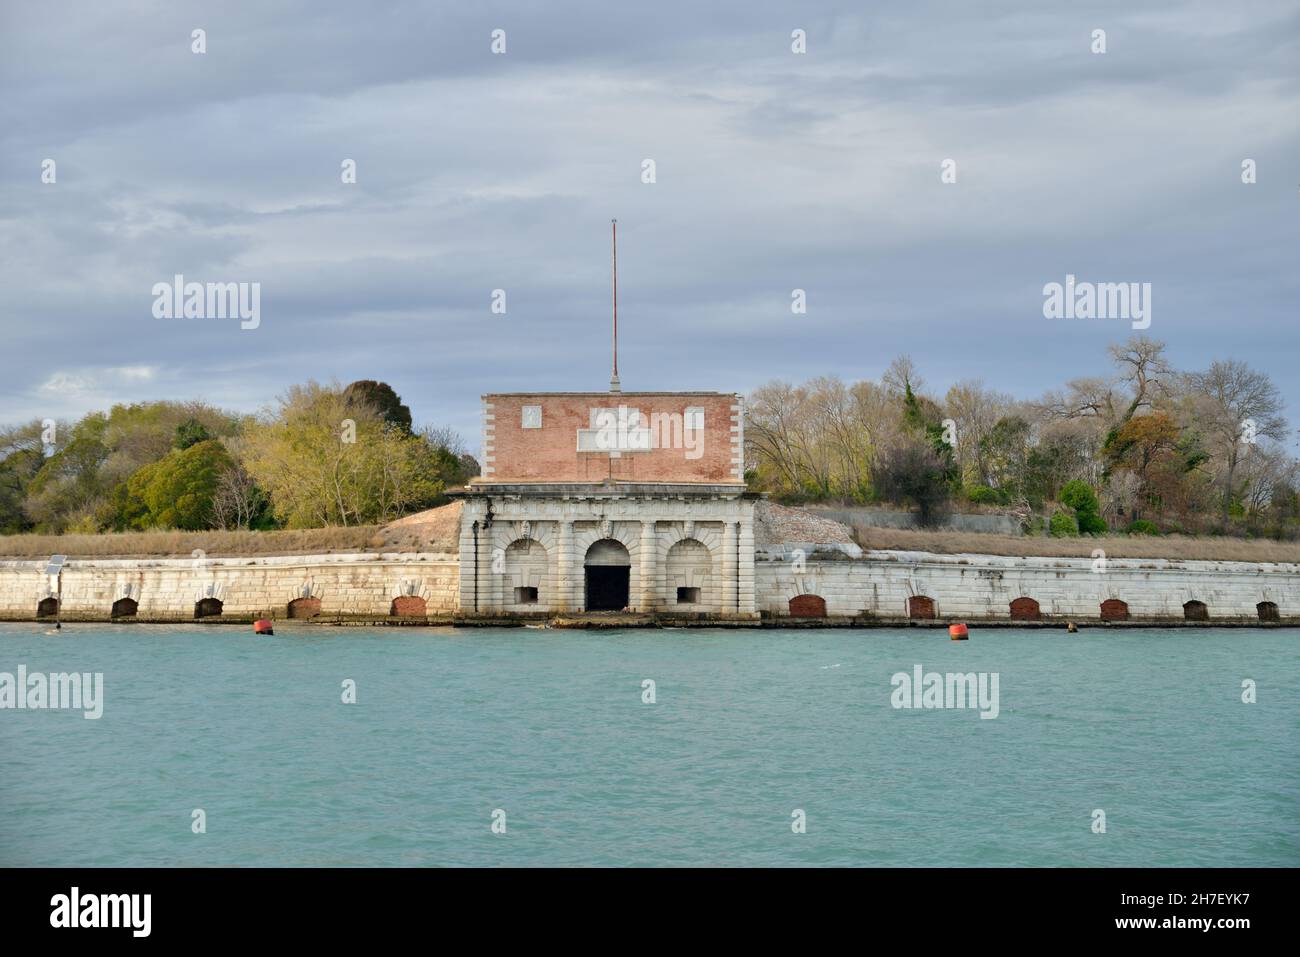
[1060,480,1100,515]
[1050,511,1079,537]
[1127,519,1159,535]
[966,485,1009,505]
[1078,512,1108,535]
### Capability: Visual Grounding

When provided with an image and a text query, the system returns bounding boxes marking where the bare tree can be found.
[1187,359,1287,524]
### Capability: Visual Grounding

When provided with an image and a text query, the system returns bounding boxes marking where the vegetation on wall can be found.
[0,381,476,536]
[745,338,1296,539]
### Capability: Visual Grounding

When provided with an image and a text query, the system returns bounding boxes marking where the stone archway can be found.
[194,597,224,618]
[1257,601,1280,622]
[1009,596,1040,621]
[287,597,321,618]
[391,595,427,617]
[36,597,58,618]
[908,595,936,620]
[111,597,139,618]
[1183,600,1208,622]
[1100,598,1129,621]
[585,539,630,611]
[789,594,827,617]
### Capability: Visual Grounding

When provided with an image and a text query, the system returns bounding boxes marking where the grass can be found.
[4,514,1296,564]
[0,526,386,559]
[852,525,1300,563]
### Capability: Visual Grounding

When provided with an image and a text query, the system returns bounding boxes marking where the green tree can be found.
[242,383,440,527]
[343,380,413,434]
[115,440,235,530]
[173,417,213,450]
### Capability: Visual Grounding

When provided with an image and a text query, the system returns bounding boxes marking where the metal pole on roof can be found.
[610,219,621,393]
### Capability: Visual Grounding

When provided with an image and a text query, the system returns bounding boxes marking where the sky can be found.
[2,0,1297,451]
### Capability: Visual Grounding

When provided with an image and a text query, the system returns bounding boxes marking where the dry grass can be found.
[0,526,385,559]
[853,525,1300,563]
[0,502,468,559]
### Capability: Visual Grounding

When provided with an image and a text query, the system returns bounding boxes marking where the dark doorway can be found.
[36,597,58,618]
[1257,601,1279,622]
[586,566,629,611]
[194,597,224,618]
[1183,600,1208,621]
[111,597,138,618]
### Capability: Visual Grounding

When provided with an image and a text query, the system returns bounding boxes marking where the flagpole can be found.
[610,219,620,392]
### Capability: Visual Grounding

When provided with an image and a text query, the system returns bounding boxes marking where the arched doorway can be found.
[585,539,630,611]
[1100,598,1129,621]
[1183,600,1208,621]
[194,597,223,618]
[111,597,138,618]
[1009,597,1040,621]
[1257,601,1280,622]
[391,595,426,617]
[908,595,935,620]
[36,597,58,618]
[789,594,827,617]
[287,597,321,618]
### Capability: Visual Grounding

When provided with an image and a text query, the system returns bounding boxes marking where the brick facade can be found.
[481,392,743,484]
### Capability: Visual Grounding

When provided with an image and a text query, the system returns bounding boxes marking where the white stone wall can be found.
[0,553,459,621]
[3,540,1293,624]
[756,548,1300,621]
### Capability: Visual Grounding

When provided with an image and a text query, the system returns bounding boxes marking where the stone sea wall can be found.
[756,548,1300,623]
[1,547,1295,624]
[0,553,460,622]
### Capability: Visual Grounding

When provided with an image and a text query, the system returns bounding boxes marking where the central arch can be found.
[585,539,630,611]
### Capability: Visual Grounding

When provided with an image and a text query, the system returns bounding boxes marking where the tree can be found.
[22,414,111,532]
[343,380,413,434]
[1060,479,1106,533]
[174,417,213,450]
[242,382,440,527]
[1186,360,1286,525]
[944,380,1013,488]
[115,440,235,530]
[1105,412,1182,520]
[871,433,952,526]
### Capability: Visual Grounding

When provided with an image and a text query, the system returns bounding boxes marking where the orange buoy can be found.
[949,623,968,640]
[253,618,274,635]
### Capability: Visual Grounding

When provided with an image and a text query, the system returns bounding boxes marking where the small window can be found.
[684,407,704,430]
[514,586,539,604]
[676,587,700,604]
[521,405,542,429]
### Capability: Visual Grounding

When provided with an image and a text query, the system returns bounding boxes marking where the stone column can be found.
[722,521,738,616]
[737,517,755,615]
[639,520,658,612]
[555,520,574,612]
[457,500,483,615]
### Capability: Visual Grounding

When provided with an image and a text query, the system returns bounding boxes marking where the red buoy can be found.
[254,619,274,635]
[949,623,968,640]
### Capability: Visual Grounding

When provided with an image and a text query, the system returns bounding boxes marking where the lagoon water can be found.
[1,623,1296,867]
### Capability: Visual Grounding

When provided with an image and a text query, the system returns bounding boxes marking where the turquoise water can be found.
[1,623,1296,867]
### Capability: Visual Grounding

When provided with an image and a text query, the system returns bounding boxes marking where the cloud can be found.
[1,0,1297,445]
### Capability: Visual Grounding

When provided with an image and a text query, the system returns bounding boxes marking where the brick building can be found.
[453,389,759,617]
